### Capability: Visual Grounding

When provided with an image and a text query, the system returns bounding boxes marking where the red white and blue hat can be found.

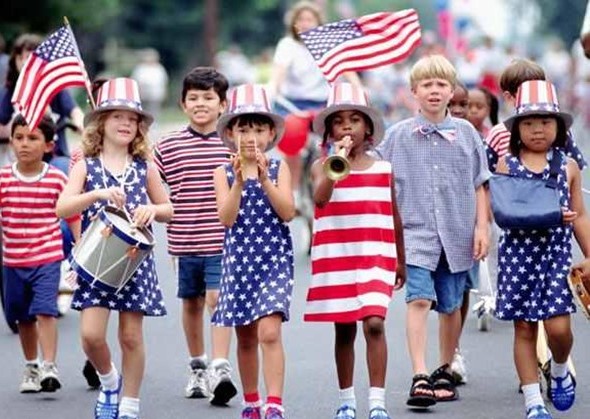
[313,82,385,144]
[504,80,572,131]
[84,77,154,126]
[216,84,285,152]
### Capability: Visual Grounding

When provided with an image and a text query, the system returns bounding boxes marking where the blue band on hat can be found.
[516,102,560,114]
[98,99,144,111]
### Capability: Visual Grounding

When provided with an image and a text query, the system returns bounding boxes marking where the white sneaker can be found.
[185,364,209,399]
[40,362,62,392]
[207,359,238,405]
[20,364,41,393]
[450,350,468,385]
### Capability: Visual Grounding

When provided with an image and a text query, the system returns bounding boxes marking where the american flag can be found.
[300,9,422,83]
[11,26,88,130]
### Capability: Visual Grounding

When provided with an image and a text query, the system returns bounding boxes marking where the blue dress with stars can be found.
[71,157,167,316]
[496,152,575,322]
[212,158,294,327]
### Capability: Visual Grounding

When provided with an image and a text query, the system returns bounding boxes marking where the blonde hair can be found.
[409,55,457,89]
[285,1,324,41]
[82,111,152,160]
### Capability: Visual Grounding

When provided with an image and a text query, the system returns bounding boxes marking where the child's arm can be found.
[56,160,126,218]
[568,160,590,257]
[311,158,336,208]
[133,162,173,227]
[390,173,406,290]
[214,159,244,227]
[259,158,296,222]
[67,217,81,243]
[473,185,490,261]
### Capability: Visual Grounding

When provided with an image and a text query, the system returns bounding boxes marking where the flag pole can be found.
[63,16,96,109]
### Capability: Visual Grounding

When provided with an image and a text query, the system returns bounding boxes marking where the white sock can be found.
[339,386,356,409]
[25,358,39,367]
[119,397,140,417]
[97,364,119,391]
[211,358,229,369]
[522,383,544,410]
[368,387,386,410]
[550,360,572,388]
[189,354,208,369]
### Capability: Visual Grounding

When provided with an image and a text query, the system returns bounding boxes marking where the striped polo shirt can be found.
[155,127,231,256]
[0,163,66,267]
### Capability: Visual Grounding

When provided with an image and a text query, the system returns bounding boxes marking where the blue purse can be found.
[489,153,563,230]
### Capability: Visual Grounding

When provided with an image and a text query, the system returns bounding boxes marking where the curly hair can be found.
[284,1,324,41]
[81,111,152,160]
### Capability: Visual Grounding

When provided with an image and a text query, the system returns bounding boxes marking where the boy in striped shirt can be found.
[154,67,237,405]
[1,114,79,394]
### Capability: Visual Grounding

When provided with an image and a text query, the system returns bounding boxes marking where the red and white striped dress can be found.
[304,160,397,323]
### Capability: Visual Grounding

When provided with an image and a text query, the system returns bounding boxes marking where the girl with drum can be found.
[56,77,173,419]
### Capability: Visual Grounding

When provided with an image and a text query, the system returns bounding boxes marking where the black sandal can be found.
[407,374,436,408]
[431,364,459,402]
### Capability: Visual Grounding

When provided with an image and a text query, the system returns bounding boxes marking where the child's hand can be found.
[562,207,578,224]
[132,204,156,228]
[473,225,489,261]
[572,258,590,287]
[334,135,352,154]
[394,264,406,290]
[231,154,244,185]
[256,148,269,182]
[95,186,126,208]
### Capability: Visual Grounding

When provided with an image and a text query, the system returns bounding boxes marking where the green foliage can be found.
[536,0,588,46]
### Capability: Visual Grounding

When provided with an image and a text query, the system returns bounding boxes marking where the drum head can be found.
[103,207,154,246]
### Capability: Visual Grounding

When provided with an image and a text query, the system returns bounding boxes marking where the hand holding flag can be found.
[299,9,422,83]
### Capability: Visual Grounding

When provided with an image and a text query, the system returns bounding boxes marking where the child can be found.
[304,83,406,419]
[467,86,499,138]
[377,55,491,407]
[1,114,79,393]
[448,82,469,120]
[56,77,173,419]
[212,83,295,419]
[493,80,590,419]
[154,67,238,404]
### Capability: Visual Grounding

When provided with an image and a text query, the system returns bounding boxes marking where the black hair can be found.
[475,86,499,125]
[226,113,275,131]
[181,66,229,102]
[322,109,374,145]
[11,114,56,143]
[509,115,567,156]
[6,33,42,89]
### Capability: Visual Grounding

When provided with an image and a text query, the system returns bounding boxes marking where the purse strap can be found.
[546,151,562,189]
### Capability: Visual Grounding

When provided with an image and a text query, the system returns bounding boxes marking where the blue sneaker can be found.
[94,376,122,419]
[369,407,391,419]
[118,416,139,419]
[264,406,285,419]
[335,405,356,419]
[550,371,576,411]
[526,405,552,419]
[241,407,262,419]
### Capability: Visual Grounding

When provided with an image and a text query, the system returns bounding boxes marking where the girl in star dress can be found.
[212,84,295,419]
[56,78,173,419]
[304,83,406,419]
[493,80,590,419]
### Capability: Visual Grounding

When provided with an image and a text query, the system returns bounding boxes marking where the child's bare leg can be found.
[544,314,573,364]
[439,309,462,366]
[206,289,231,360]
[406,299,430,374]
[80,307,111,374]
[459,291,470,333]
[118,312,145,398]
[36,315,57,362]
[258,314,284,397]
[514,320,539,384]
[335,322,357,388]
[363,317,386,387]
[236,323,259,394]
[18,321,39,361]
[183,297,205,357]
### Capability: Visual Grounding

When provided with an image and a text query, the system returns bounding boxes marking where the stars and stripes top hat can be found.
[84,77,154,127]
[313,82,385,145]
[504,80,572,131]
[216,84,285,152]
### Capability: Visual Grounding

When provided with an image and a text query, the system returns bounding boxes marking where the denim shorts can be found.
[405,254,468,314]
[465,263,480,290]
[176,255,222,298]
[2,262,60,324]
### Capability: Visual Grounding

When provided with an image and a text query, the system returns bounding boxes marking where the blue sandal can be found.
[94,376,122,419]
[526,405,552,419]
[550,371,576,411]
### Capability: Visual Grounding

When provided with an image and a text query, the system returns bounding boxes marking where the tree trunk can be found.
[203,0,218,66]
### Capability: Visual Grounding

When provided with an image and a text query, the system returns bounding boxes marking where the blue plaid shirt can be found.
[376,113,492,273]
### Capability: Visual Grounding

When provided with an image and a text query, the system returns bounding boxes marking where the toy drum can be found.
[70,206,155,294]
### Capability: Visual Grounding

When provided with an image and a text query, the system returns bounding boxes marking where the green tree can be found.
[535,0,588,46]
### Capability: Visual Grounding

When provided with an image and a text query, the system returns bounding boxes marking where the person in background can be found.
[131,48,168,124]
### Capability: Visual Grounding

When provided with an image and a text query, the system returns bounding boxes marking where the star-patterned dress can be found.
[70,157,166,316]
[495,151,575,322]
[212,158,294,327]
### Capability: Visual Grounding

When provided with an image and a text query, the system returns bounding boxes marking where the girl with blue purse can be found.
[491,80,590,419]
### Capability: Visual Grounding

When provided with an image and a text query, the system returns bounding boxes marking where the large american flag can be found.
[300,9,422,82]
[12,26,88,130]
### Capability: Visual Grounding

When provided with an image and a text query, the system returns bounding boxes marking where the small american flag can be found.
[300,9,422,83]
[12,26,88,130]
